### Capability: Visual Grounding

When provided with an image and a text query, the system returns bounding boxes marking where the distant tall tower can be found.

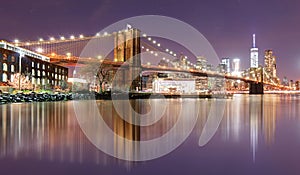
[250,34,259,68]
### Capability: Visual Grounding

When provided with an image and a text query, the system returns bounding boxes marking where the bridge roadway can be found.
[50,56,289,91]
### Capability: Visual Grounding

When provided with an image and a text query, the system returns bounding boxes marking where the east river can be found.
[0,94,300,175]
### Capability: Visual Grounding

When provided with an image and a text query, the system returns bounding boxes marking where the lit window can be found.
[32,62,34,67]
[37,63,39,68]
[2,73,7,82]
[11,56,15,62]
[37,70,40,76]
[3,54,7,60]
[32,69,35,75]
[32,77,35,84]
[10,74,14,82]
[11,65,14,72]
[3,63,7,71]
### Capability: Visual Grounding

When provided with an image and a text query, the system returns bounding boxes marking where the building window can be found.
[37,78,40,84]
[37,70,40,76]
[10,74,14,82]
[11,56,16,62]
[32,69,35,75]
[3,63,8,71]
[42,71,45,76]
[2,73,7,82]
[11,65,15,72]
[32,62,34,67]
[3,54,7,60]
[37,63,39,69]
[42,64,45,69]
[32,77,35,84]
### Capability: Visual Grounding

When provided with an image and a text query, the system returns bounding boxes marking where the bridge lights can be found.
[157,43,161,47]
[14,39,19,43]
[142,33,147,37]
[39,38,44,42]
[70,35,75,40]
[79,34,84,39]
[152,40,156,44]
[50,37,55,41]
[95,33,100,37]
[66,52,71,58]
[148,37,152,41]
[166,49,169,52]
[104,32,108,36]
[60,36,65,40]
[36,48,44,53]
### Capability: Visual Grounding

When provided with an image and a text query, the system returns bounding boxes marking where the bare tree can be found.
[8,73,33,90]
[79,62,113,93]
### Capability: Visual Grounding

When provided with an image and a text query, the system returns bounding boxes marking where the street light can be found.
[18,52,25,90]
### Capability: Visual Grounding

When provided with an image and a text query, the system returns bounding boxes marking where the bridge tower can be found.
[249,67,264,94]
[113,28,141,91]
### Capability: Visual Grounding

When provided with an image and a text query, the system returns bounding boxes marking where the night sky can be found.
[1,0,300,80]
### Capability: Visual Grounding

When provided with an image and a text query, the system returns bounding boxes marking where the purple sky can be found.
[1,0,300,80]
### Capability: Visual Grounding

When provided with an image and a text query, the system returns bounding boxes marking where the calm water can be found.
[0,94,300,175]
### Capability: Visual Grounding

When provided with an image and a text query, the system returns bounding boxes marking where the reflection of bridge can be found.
[15,28,290,94]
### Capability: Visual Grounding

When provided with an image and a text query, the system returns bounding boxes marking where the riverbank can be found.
[0,91,233,104]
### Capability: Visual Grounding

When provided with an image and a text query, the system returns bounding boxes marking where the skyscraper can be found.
[221,57,230,73]
[250,34,259,68]
[232,58,241,76]
[264,50,277,80]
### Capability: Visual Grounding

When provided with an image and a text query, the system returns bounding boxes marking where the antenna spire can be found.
[252,34,256,48]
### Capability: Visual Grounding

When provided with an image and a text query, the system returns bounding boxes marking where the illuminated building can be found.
[0,41,68,87]
[232,58,241,76]
[250,34,259,68]
[264,50,277,80]
[152,78,196,93]
[296,81,300,90]
[196,56,207,70]
[282,76,289,86]
[221,57,230,73]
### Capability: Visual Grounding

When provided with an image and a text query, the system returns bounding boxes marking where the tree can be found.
[78,61,113,93]
[8,73,33,90]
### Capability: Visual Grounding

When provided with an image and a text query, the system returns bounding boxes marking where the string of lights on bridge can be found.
[12,30,197,69]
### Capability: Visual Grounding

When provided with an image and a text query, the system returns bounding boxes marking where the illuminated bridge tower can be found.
[113,28,141,91]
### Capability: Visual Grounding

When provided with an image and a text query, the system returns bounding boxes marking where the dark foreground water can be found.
[0,94,300,175]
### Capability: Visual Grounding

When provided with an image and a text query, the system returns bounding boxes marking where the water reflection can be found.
[0,95,300,172]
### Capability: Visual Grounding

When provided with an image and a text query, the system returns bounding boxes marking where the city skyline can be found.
[0,0,300,80]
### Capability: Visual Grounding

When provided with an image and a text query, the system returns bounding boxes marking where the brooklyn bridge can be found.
[3,27,292,94]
